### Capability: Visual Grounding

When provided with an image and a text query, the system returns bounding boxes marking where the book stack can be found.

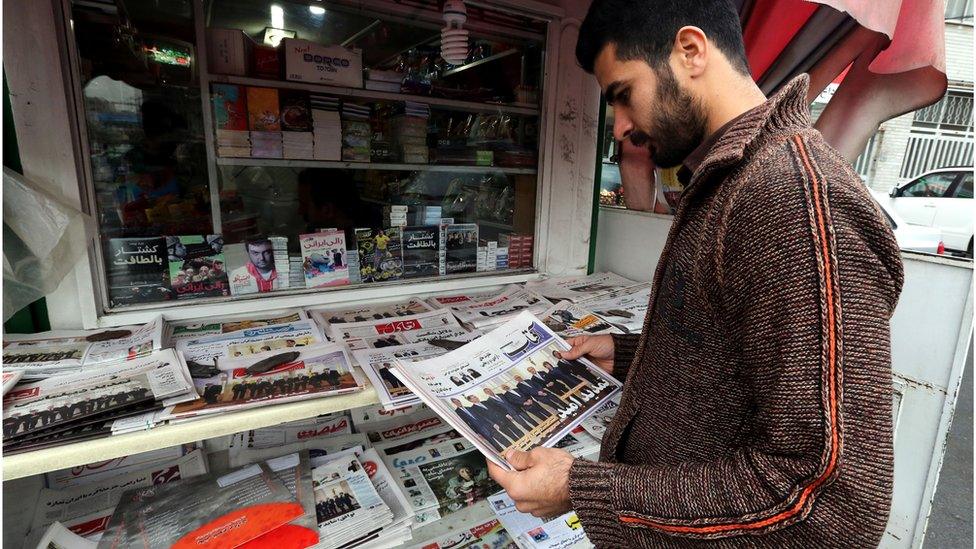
[341,103,371,162]
[271,236,290,288]
[211,84,250,157]
[280,90,314,160]
[311,93,341,161]
[412,205,441,225]
[385,204,408,228]
[364,69,402,92]
[390,107,429,164]
[247,87,283,159]
[289,255,306,288]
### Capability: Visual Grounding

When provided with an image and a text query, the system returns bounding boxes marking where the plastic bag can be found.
[3,168,92,321]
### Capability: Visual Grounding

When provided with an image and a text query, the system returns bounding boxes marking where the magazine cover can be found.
[225,239,282,296]
[429,286,552,330]
[444,224,478,274]
[401,226,440,279]
[539,301,620,338]
[97,462,302,549]
[356,227,403,283]
[168,343,364,420]
[300,230,350,288]
[390,311,621,469]
[525,272,639,303]
[166,311,307,345]
[105,237,172,306]
[166,235,229,299]
[577,282,652,333]
[308,297,434,329]
[280,89,313,132]
[211,83,248,131]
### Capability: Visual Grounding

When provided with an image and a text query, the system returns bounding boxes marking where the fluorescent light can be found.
[309,5,325,15]
[270,5,284,29]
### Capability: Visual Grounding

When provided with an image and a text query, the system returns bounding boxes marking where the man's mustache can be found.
[629,131,651,146]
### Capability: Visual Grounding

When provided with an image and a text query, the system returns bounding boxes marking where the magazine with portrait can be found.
[444,224,478,274]
[524,271,639,303]
[577,282,652,333]
[401,226,441,279]
[390,311,621,469]
[225,238,283,296]
[539,300,621,338]
[104,237,172,306]
[97,461,303,549]
[166,235,230,299]
[356,227,403,283]
[166,343,364,420]
[166,310,307,345]
[300,230,350,288]
[308,297,433,328]
[428,285,552,330]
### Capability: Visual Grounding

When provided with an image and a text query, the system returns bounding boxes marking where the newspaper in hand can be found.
[577,282,652,333]
[166,343,365,420]
[524,271,640,302]
[538,300,621,338]
[390,311,621,469]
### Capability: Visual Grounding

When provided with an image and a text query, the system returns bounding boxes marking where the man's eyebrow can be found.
[605,81,624,105]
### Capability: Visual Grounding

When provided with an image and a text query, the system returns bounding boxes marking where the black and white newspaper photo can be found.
[390,311,621,468]
[328,308,472,351]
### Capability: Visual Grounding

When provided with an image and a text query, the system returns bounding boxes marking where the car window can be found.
[952,173,973,199]
[901,173,957,197]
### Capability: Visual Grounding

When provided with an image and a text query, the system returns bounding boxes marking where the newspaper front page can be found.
[427,286,553,330]
[524,272,639,302]
[175,320,325,373]
[308,297,434,327]
[165,310,307,345]
[352,342,458,408]
[538,301,621,338]
[488,492,587,549]
[327,309,470,351]
[576,283,652,333]
[390,312,621,468]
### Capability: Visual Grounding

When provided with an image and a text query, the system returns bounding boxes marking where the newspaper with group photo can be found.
[577,282,652,333]
[164,310,307,345]
[165,343,365,421]
[328,308,473,351]
[175,320,325,378]
[2,317,165,380]
[3,348,196,445]
[390,311,621,469]
[426,286,553,330]
[309,451,393,548]
[525,271,639,303]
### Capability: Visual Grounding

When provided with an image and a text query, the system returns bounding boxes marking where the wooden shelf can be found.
[2,388,380,481]
[215,157,537,175]
[208,74,540,116]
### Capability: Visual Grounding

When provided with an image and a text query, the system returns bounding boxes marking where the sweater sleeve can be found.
[567,139,894,542]
[610,333,641,380]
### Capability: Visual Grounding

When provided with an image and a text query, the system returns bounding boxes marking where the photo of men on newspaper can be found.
[390,312,621,468]
[314,481,361,522]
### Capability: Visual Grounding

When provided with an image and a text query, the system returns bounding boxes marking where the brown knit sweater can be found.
[569,75,904,548]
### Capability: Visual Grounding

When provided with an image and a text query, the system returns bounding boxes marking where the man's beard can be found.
[630,67,708,168]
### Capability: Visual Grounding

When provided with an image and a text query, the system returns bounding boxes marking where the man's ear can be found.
[672,26,708,77]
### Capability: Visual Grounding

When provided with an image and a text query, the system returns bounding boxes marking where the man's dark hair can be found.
[576,0,750,76]
[245,238,273,252]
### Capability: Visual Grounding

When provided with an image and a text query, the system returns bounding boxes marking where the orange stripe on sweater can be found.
[619,135,840,535]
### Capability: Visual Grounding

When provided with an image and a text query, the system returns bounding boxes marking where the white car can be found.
[870,191,944,255]
[883,168,974,257]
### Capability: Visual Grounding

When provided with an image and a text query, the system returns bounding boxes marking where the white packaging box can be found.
[207,28,249,76]
[283,38,364,88]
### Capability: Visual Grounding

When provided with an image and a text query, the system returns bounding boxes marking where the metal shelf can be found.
[441,49,520,77]
[2,388,380,481]
[214,157,537,174]
[208,74,540,116]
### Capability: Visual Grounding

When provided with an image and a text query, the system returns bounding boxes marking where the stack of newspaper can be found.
[2,348,197,453]
[524,272,640,303]
[575,282,652,334]
[425,286,553,331]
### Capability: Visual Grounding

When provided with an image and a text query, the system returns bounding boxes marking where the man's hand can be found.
[560,334,615,374]
[488,448,574,518]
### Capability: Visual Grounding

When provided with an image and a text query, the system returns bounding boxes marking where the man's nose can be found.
[613,112,634,142]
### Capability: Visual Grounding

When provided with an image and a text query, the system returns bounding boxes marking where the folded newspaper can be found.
[327,308,472,351]
[165,310,307,346]
[2,317,164,380]
[166,343,364,421]
[390,311,621,469]
[308,297,434,327]
[426,286,552,330]
[525,272,639,303]
[488,492,587,549]
[576,282,652,334]
[2,348,196,451]
[175,320,326,378]
[538,301,621,338]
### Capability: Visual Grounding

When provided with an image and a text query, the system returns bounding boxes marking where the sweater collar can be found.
[688,74,813,188]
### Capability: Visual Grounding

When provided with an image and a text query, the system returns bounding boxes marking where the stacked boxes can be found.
[412,205,441,226]
[365,69,402,92]
[310,93,341,161]
[485,240,498,272]
[207,29,249,76]
[390,104,429,164]
[495,246,509,270]
[270,237,290,288]
[499,233,534,268]
[385,205,408,228]
[288,255,305,289]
